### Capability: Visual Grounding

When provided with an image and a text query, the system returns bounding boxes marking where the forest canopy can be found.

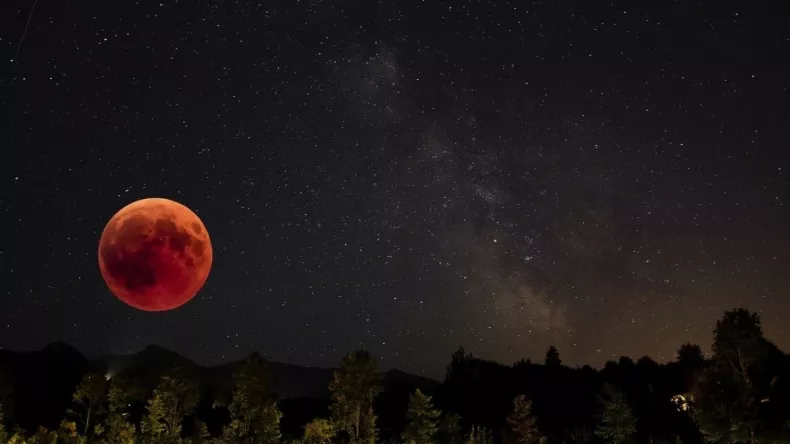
[1,308,789,444]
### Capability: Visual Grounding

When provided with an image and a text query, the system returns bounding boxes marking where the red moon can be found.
[98,198,212,311]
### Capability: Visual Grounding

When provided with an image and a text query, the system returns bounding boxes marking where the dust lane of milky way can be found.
[98,198,213,311]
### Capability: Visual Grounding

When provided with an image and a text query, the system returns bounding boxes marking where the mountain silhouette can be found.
[0,342,438,432]
[0,343,91,431]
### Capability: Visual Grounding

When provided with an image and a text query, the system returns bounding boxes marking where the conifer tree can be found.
[595,384,636,444]
[141,393,167,440]
[507,395,541,444]
[360,404,378,444]
[438,412,462,444]
[191,419,210,443]
[402,389,441,444]
[260,402,284,444]
[545,346,561,367]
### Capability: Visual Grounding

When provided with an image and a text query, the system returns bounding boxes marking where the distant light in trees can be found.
[670,394,692,412]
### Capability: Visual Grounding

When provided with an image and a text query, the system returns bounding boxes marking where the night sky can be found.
[3,0,789,378]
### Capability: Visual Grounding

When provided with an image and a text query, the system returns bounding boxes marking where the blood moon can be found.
[98,198,212,311]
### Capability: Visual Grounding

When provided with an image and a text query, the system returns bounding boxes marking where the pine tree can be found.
[260,401,284,444]
[402,389,441,444]
[438,412,462,444]
[329,350,382,444]
[507,395,541,444]
[141,392,167,440]
[545,346,561,367]
[360,404,378,444]
[304,418,336,444]
[445,347,470,384]
[595,384,636,444]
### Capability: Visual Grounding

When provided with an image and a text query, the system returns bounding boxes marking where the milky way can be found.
[4,0,789,377]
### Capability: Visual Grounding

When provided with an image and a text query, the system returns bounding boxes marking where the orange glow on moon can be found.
[98,198,212,311]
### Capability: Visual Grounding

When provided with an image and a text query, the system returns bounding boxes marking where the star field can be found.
[3,0,789,377]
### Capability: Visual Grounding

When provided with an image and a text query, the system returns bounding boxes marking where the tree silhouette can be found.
[402,389,441,444]
[141,367,199,442]
[107,375,145,414]
[329,350,382,444]
[259,404,283,444]
[545,346,561,367]
[1,307,789,444]
[141,390,167,440]
[595,383,635,444]
[437,412,462,444]
[713,309,766,388]
[222,352,282,443]
[360,404,378,444]
[445,346,470,384]
[98,376,142,444]
[693,309,777,443]
[676,342,706,393]
[506,395,541,444]
[69,372,108,438]
[676,343,704,369]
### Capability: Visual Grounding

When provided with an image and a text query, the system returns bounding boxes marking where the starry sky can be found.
[3,0,789,378]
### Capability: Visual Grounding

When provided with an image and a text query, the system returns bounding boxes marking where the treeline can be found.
[1,308,789,444]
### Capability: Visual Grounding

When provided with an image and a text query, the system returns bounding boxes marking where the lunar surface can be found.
[98,198,212,311]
